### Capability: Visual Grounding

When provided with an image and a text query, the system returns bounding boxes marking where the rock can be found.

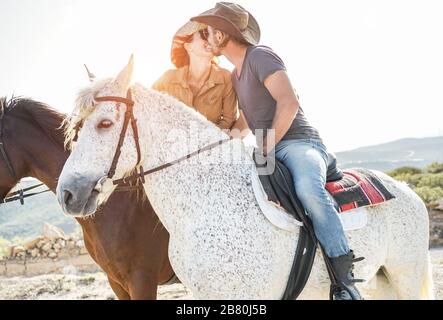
[75,240,85,248]
[24,236,45,251]
[12,246,25,257]
[36,239,47,249]
[41,242,52,252]
[58,240,66,248]
[42,223,67,240]
[30,248,39,258]
[53,244,61,251]
[48,252,57,259]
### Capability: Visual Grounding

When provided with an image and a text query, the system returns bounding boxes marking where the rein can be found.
[0,106,50,205]
[1,183,50,204]
[112,137,232,186]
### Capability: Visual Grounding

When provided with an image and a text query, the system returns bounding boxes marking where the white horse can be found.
[56,57,434,299]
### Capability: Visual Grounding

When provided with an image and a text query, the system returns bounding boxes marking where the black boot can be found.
[330,250,364,300]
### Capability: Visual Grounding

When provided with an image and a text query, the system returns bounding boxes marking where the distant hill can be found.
[0,179,78,240]
[336,136,443,171]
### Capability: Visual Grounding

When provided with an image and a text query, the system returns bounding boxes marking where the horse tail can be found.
[420,252,435,300]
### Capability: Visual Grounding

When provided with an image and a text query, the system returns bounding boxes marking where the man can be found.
[191,2,363,300]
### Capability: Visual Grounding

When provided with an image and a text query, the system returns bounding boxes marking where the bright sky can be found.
[1,0,442,152]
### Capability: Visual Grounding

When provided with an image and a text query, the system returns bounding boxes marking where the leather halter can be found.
[0,106,50,205]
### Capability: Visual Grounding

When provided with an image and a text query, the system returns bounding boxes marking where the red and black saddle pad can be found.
[325,168,396,213]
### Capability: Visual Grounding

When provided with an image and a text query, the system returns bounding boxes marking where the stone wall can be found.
[0,223,101,277]
[0,234,100,277]
[5,236,85,260]
[0,253,100,277]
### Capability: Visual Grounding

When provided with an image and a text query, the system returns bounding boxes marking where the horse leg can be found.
[375,173,436,299]
[107,276,130,300]
[127,269,158,300]
[383,253,434,300]
[362,268,397,300]
[383,189,434,298]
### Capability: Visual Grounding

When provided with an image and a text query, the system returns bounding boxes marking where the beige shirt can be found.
[152,64,238,129]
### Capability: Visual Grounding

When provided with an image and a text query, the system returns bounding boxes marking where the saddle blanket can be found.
[325,168,396,213]
[251,167,395,232]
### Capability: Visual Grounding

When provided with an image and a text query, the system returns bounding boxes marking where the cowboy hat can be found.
[190,2,260,46]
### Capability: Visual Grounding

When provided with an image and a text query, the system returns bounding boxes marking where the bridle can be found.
[0,107,50,205]
[95,89,142,180]
[73,88,142,182]
[74,88,231,187]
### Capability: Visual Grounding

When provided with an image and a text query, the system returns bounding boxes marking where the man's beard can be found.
[211,38,223,56]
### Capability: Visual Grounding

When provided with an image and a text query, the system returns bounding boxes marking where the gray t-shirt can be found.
[232,45,321,141]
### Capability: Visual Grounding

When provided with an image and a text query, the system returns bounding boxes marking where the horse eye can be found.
[97,119,113,129]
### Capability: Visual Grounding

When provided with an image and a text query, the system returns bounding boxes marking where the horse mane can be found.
[0,95,66,147]
[63,78,113,150]
[0,95,21,116]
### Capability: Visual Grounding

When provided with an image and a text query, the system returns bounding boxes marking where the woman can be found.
[153,21,238,129]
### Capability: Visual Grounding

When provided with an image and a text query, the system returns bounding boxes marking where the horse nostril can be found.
[63,190,73,206]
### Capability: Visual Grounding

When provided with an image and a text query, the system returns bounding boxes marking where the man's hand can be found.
[229,111,251,139]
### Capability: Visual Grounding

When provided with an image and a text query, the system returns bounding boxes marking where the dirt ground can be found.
[1,248,442,300]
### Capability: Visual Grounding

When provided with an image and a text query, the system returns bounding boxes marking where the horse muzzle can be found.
[56,173,105,217]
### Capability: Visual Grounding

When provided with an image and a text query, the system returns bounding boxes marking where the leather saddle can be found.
[253,151,342,300]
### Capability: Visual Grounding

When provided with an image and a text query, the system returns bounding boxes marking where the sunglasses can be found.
[199,28,209,41]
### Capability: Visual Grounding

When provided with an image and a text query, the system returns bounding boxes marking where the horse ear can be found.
[84,64,96,82]
[113,54,134,91]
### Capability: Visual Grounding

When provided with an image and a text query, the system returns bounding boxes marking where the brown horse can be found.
[0,96,174,299]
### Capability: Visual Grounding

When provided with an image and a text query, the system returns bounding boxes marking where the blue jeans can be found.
[274,138,350,258]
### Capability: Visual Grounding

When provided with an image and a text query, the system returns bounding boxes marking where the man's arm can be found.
[262,70,300,155]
